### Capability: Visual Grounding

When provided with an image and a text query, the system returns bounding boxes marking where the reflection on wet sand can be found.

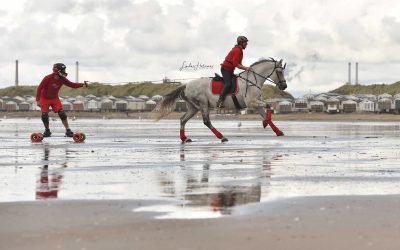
[2,119,400,219]
[35,146,66,200]
[156,147,279,215]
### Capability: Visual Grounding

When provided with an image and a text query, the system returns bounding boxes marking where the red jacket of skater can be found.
[36,63,83,101]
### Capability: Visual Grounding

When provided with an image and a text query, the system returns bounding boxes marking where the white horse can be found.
[154,58,287,143]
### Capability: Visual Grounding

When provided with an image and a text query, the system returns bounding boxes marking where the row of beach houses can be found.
[267,93,400,114]
[0,94,186,112]
[1,92,400,114]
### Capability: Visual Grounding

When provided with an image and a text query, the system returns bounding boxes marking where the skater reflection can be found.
[36,146,65,200]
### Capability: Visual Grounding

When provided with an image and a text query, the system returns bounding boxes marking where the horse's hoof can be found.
[221,137,228,142]
[181,138,192,143]
[276,133,284,136]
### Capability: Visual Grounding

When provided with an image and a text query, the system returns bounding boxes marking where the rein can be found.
[238,60,286,96]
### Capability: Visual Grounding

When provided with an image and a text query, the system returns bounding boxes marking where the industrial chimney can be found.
[355,62,359,85]
[75,61,79,83]
[347,62,351,85]
[15,60,19,87]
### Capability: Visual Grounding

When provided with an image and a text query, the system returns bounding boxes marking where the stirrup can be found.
[216,100,225,109]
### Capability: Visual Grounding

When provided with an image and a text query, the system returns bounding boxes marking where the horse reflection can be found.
[157,148,277,214]
[36,146,66,200]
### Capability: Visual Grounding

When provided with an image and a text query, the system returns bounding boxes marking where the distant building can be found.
[145,100,157,111]
[115,100,128,111]
[87,99,100,111]
[294,98,308,112]
[18,102,31,111]
[162,77,171,83]
[100,99,113,111]
[326,97,340,113]
[5,101,17,111]
[175,100,187,112]
[73,100,85,111]
[395,98,400,113]
[358,100,375,112]
[341,100,357,113]
[126,98,145,111]
[277,100,292,113]
[62,101,73,111]
[310,101,324,112]
[378,98,392,112]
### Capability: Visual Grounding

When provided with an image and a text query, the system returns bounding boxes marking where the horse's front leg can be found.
[200,106,228,142]
[257,105,284,136]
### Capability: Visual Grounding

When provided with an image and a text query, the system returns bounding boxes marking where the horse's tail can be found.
[152,85,186,120]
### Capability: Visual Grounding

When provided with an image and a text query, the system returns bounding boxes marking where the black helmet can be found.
[237,36,249,45]
[53,63,68,77]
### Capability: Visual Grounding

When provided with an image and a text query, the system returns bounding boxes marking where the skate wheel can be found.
[31,133,44,143]
[80,133,86,141]
[73,132,86,143]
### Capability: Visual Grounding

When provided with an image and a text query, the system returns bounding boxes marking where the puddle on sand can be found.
[1,118,400,219]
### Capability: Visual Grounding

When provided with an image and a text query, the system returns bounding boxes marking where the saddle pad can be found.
[210,78,239,95]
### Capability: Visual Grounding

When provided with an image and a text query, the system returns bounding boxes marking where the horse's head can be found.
[247,58,288,91]
[272,59,287,91]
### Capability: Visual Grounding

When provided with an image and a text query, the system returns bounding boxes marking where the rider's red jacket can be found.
[221,45,243,71]
[36,73,83,101]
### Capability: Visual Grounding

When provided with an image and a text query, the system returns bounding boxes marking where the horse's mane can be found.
[250,58,276,67]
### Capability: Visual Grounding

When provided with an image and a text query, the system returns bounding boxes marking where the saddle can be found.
[210,73,239,95]
[212,73,223,81]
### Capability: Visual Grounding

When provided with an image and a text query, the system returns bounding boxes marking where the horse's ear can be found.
[278,59,283,65]
[283,62,286,69]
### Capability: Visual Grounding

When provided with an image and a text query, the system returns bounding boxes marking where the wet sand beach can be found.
[1,196,400,250]
[1,118,400,249]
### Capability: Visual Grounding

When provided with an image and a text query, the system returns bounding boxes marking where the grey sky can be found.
[0,0,399,97]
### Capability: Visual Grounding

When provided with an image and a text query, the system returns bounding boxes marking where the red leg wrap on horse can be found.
[268,120,283,135]
[265,110,283,135]
[180,129,187,141]
[263,110,271,128]
[210,127,223,139]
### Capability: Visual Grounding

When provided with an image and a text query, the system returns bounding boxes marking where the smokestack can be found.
[15,60,19,87]
[347,62,351,85]
[75,61,79,83]
[355,62,358,85]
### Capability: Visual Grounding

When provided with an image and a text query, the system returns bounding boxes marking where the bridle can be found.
[238,59,286,95]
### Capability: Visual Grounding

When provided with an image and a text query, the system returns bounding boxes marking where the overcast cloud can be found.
[0,0,399,97]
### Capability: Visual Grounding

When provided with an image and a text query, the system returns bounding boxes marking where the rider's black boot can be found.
[216,84,230,108]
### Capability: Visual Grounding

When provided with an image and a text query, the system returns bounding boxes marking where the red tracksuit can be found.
[36,73,83,112]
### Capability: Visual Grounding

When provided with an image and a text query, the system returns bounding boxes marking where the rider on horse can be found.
[216,36,252,108]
